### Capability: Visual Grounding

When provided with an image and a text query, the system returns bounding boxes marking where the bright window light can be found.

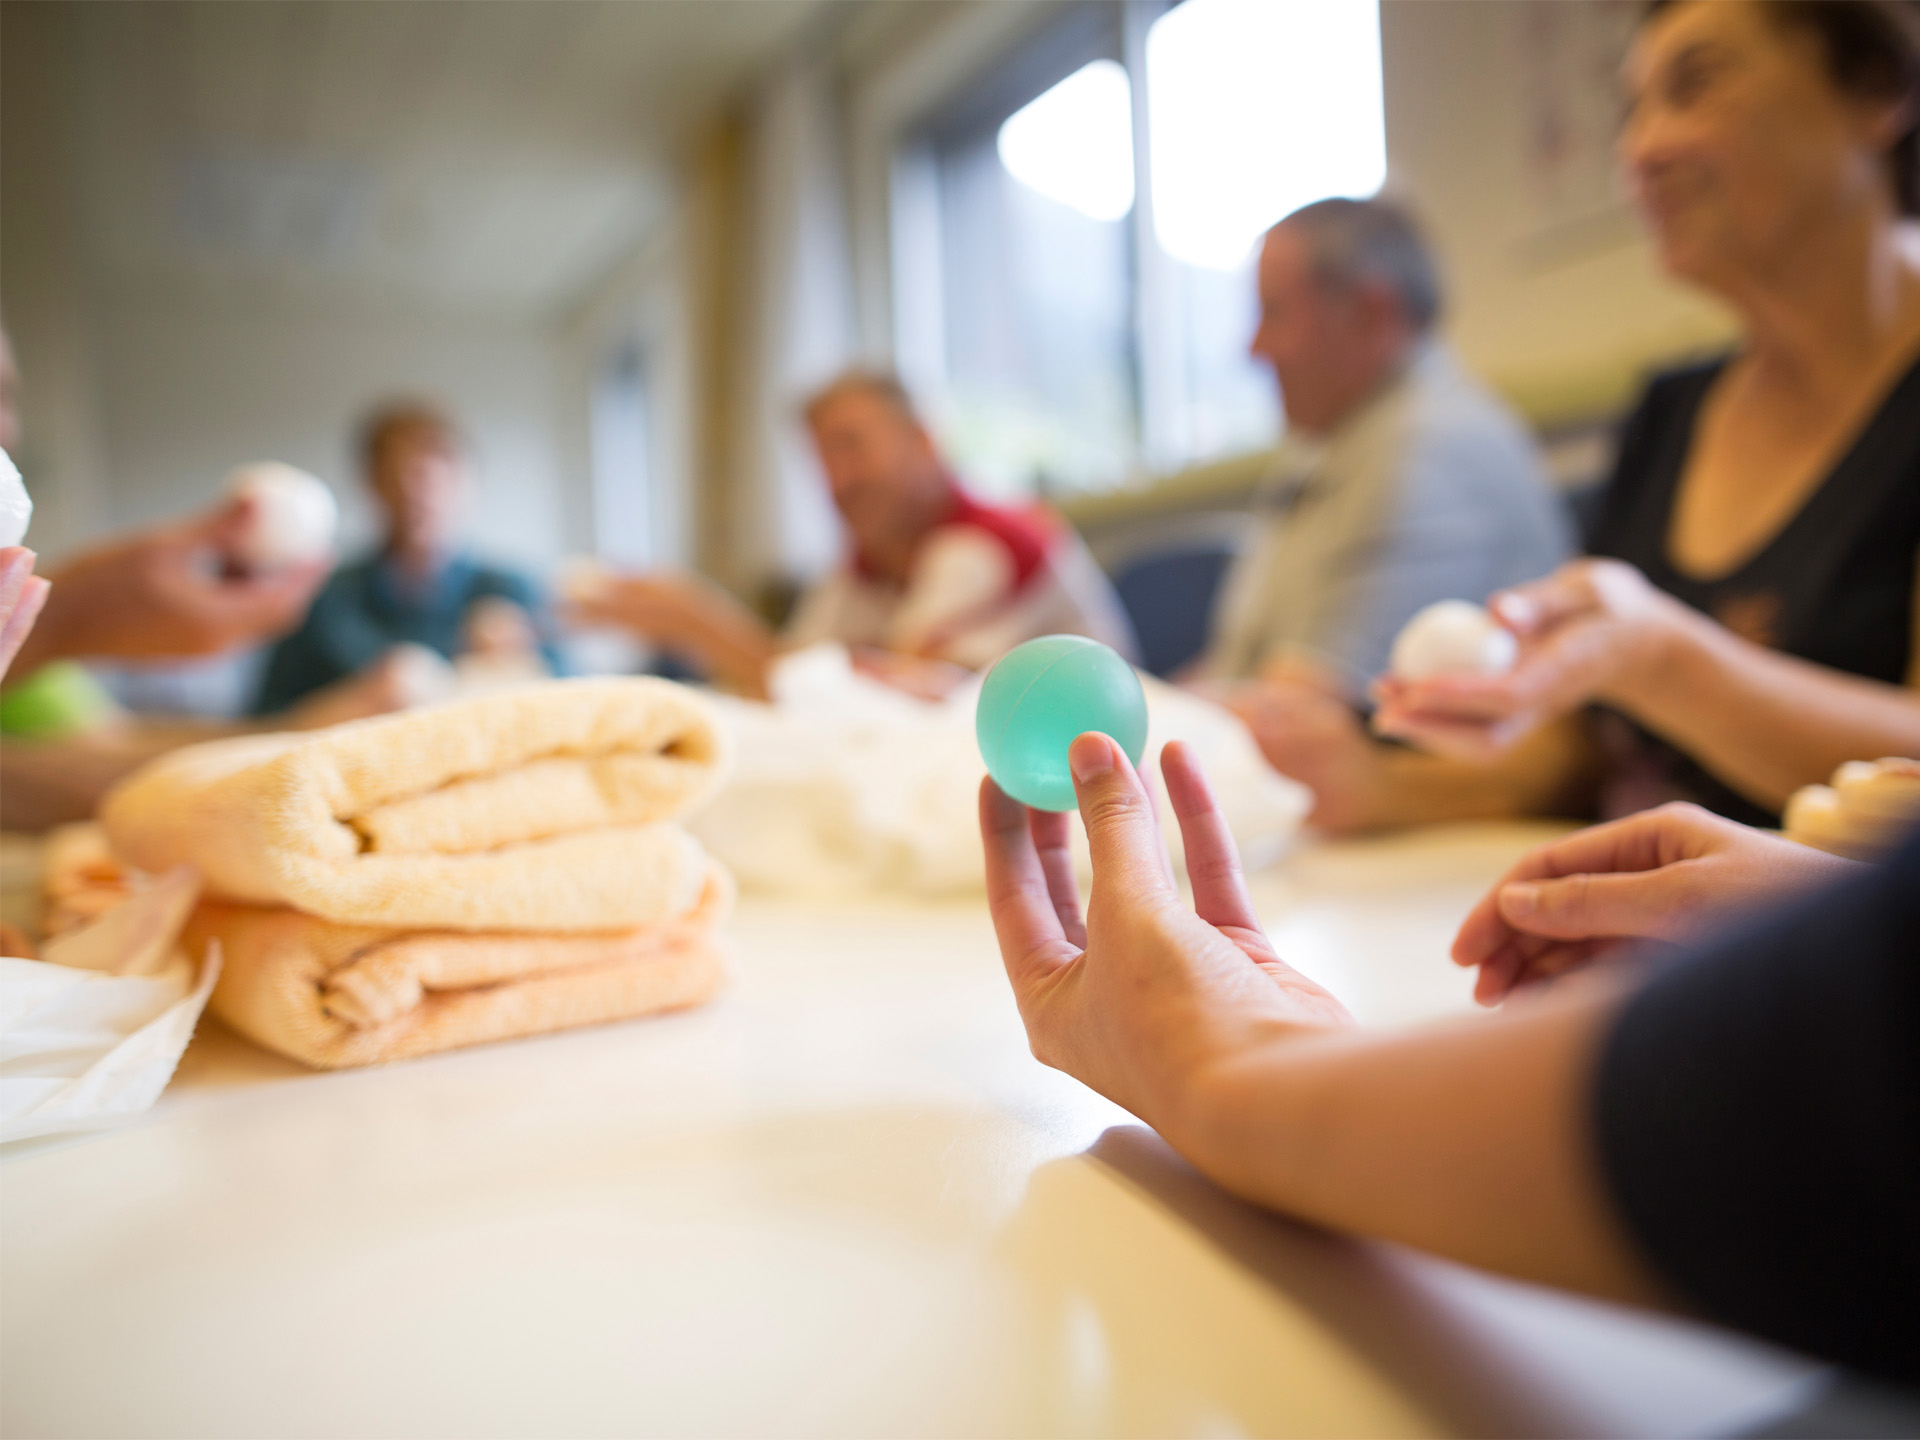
[1148,0,1386,271]
[996,59,1135,223]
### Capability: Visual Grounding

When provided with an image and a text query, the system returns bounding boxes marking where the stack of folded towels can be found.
[96,677,734,1069]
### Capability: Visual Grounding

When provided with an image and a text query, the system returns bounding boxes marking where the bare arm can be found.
[568,572,778,698]
[1224,676,1599,834]
[1185,981,1658,1305]
[980,735,1661,1306]
[1612,603,1920,807]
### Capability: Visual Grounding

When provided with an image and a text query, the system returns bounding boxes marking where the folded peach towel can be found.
[100,678,731,932]
[182,865,732,1069]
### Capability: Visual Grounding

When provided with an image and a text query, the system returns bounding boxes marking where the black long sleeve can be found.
[1593,835,1920,1385]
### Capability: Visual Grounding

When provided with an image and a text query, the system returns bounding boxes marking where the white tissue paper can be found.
[0,867,219,1146]
[690,644,1311,900]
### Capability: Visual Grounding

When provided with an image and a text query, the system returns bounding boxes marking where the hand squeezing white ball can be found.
[1388,599,1517,681]
[225,462,339,572]
[0,446,32,548]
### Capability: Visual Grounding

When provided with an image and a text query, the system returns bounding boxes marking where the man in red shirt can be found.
[572,370,1133,698]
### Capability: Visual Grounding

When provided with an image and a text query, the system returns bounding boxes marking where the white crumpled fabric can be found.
[0,868,220,1146]
[689,644,1311,900]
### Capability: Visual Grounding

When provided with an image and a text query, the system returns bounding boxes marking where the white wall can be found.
[88,280,578,568]
[1380,0,1737,419]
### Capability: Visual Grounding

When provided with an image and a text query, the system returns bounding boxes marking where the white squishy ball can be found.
[225,462,339,570]
[0,446,31,548]
[1389,600,1518,681]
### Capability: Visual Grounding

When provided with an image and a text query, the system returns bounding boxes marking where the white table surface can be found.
[1,823,1821,1439]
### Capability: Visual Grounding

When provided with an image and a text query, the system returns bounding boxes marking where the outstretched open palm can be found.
[980,735,1351,1127]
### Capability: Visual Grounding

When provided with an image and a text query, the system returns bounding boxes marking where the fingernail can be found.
[1501,882,1538,918]
[1069,733,1114,783]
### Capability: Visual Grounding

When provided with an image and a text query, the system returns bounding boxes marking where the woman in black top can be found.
[1253,0,1920,832]
[979,737,1917,1386]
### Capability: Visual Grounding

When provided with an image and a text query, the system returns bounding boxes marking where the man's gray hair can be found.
[1274,196,1442,333]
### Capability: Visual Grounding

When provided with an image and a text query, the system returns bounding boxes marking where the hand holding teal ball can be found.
[976,635,1148,811]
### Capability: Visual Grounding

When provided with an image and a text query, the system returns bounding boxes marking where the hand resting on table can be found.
[1450,801,1860,1006]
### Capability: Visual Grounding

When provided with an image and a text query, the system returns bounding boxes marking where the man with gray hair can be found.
[1201,196,1570,698]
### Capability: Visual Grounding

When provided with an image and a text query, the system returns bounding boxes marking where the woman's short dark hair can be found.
[1647,0,1920,215]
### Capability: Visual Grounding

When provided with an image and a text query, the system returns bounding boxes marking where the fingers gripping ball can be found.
[976,636,1148,812]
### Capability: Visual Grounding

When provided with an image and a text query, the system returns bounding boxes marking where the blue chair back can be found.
[1112,543,1236,677]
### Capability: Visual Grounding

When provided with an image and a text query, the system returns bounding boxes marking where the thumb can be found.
[1497,867,1688,944]
[1069,732,1172,902]
[1490,564,1596,638]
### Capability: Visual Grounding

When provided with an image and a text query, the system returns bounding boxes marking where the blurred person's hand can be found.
[980,735,1352,1127]
[1224,677,1387,834]
[1371,559,1694,759]
[1450,801,1859,1006]
[564,568,780,697]
[564,571,717,649]
[849,645,970,702]
[0,547,51,681]
[10,497,326,676]
[278,645,453,730]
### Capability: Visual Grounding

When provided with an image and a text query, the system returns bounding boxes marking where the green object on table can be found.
[975,635,1148,813]
[0,660,118,740]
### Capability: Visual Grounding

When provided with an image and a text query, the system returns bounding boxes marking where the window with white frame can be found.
[893,0,1385,498]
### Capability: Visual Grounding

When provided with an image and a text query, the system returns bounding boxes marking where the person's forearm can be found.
[6,591,75,677]
[1358,715,1600,831]
[1611,610,1920,810]
[1168,979,1665,1306]
[664,590,778,698]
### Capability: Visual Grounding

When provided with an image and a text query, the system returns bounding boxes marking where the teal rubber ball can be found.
[976,635,1148,812]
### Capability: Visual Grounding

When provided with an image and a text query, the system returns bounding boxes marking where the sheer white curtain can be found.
[736,57,860,591]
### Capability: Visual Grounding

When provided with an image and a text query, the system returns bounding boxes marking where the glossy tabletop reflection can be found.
[0,823,1821,1439]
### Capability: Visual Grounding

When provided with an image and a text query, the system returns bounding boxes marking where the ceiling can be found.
[42,0,834,318]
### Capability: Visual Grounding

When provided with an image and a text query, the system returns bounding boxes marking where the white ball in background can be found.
[225,462,339,571]
[0,446,32,548]
[1388,599,1518,681]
